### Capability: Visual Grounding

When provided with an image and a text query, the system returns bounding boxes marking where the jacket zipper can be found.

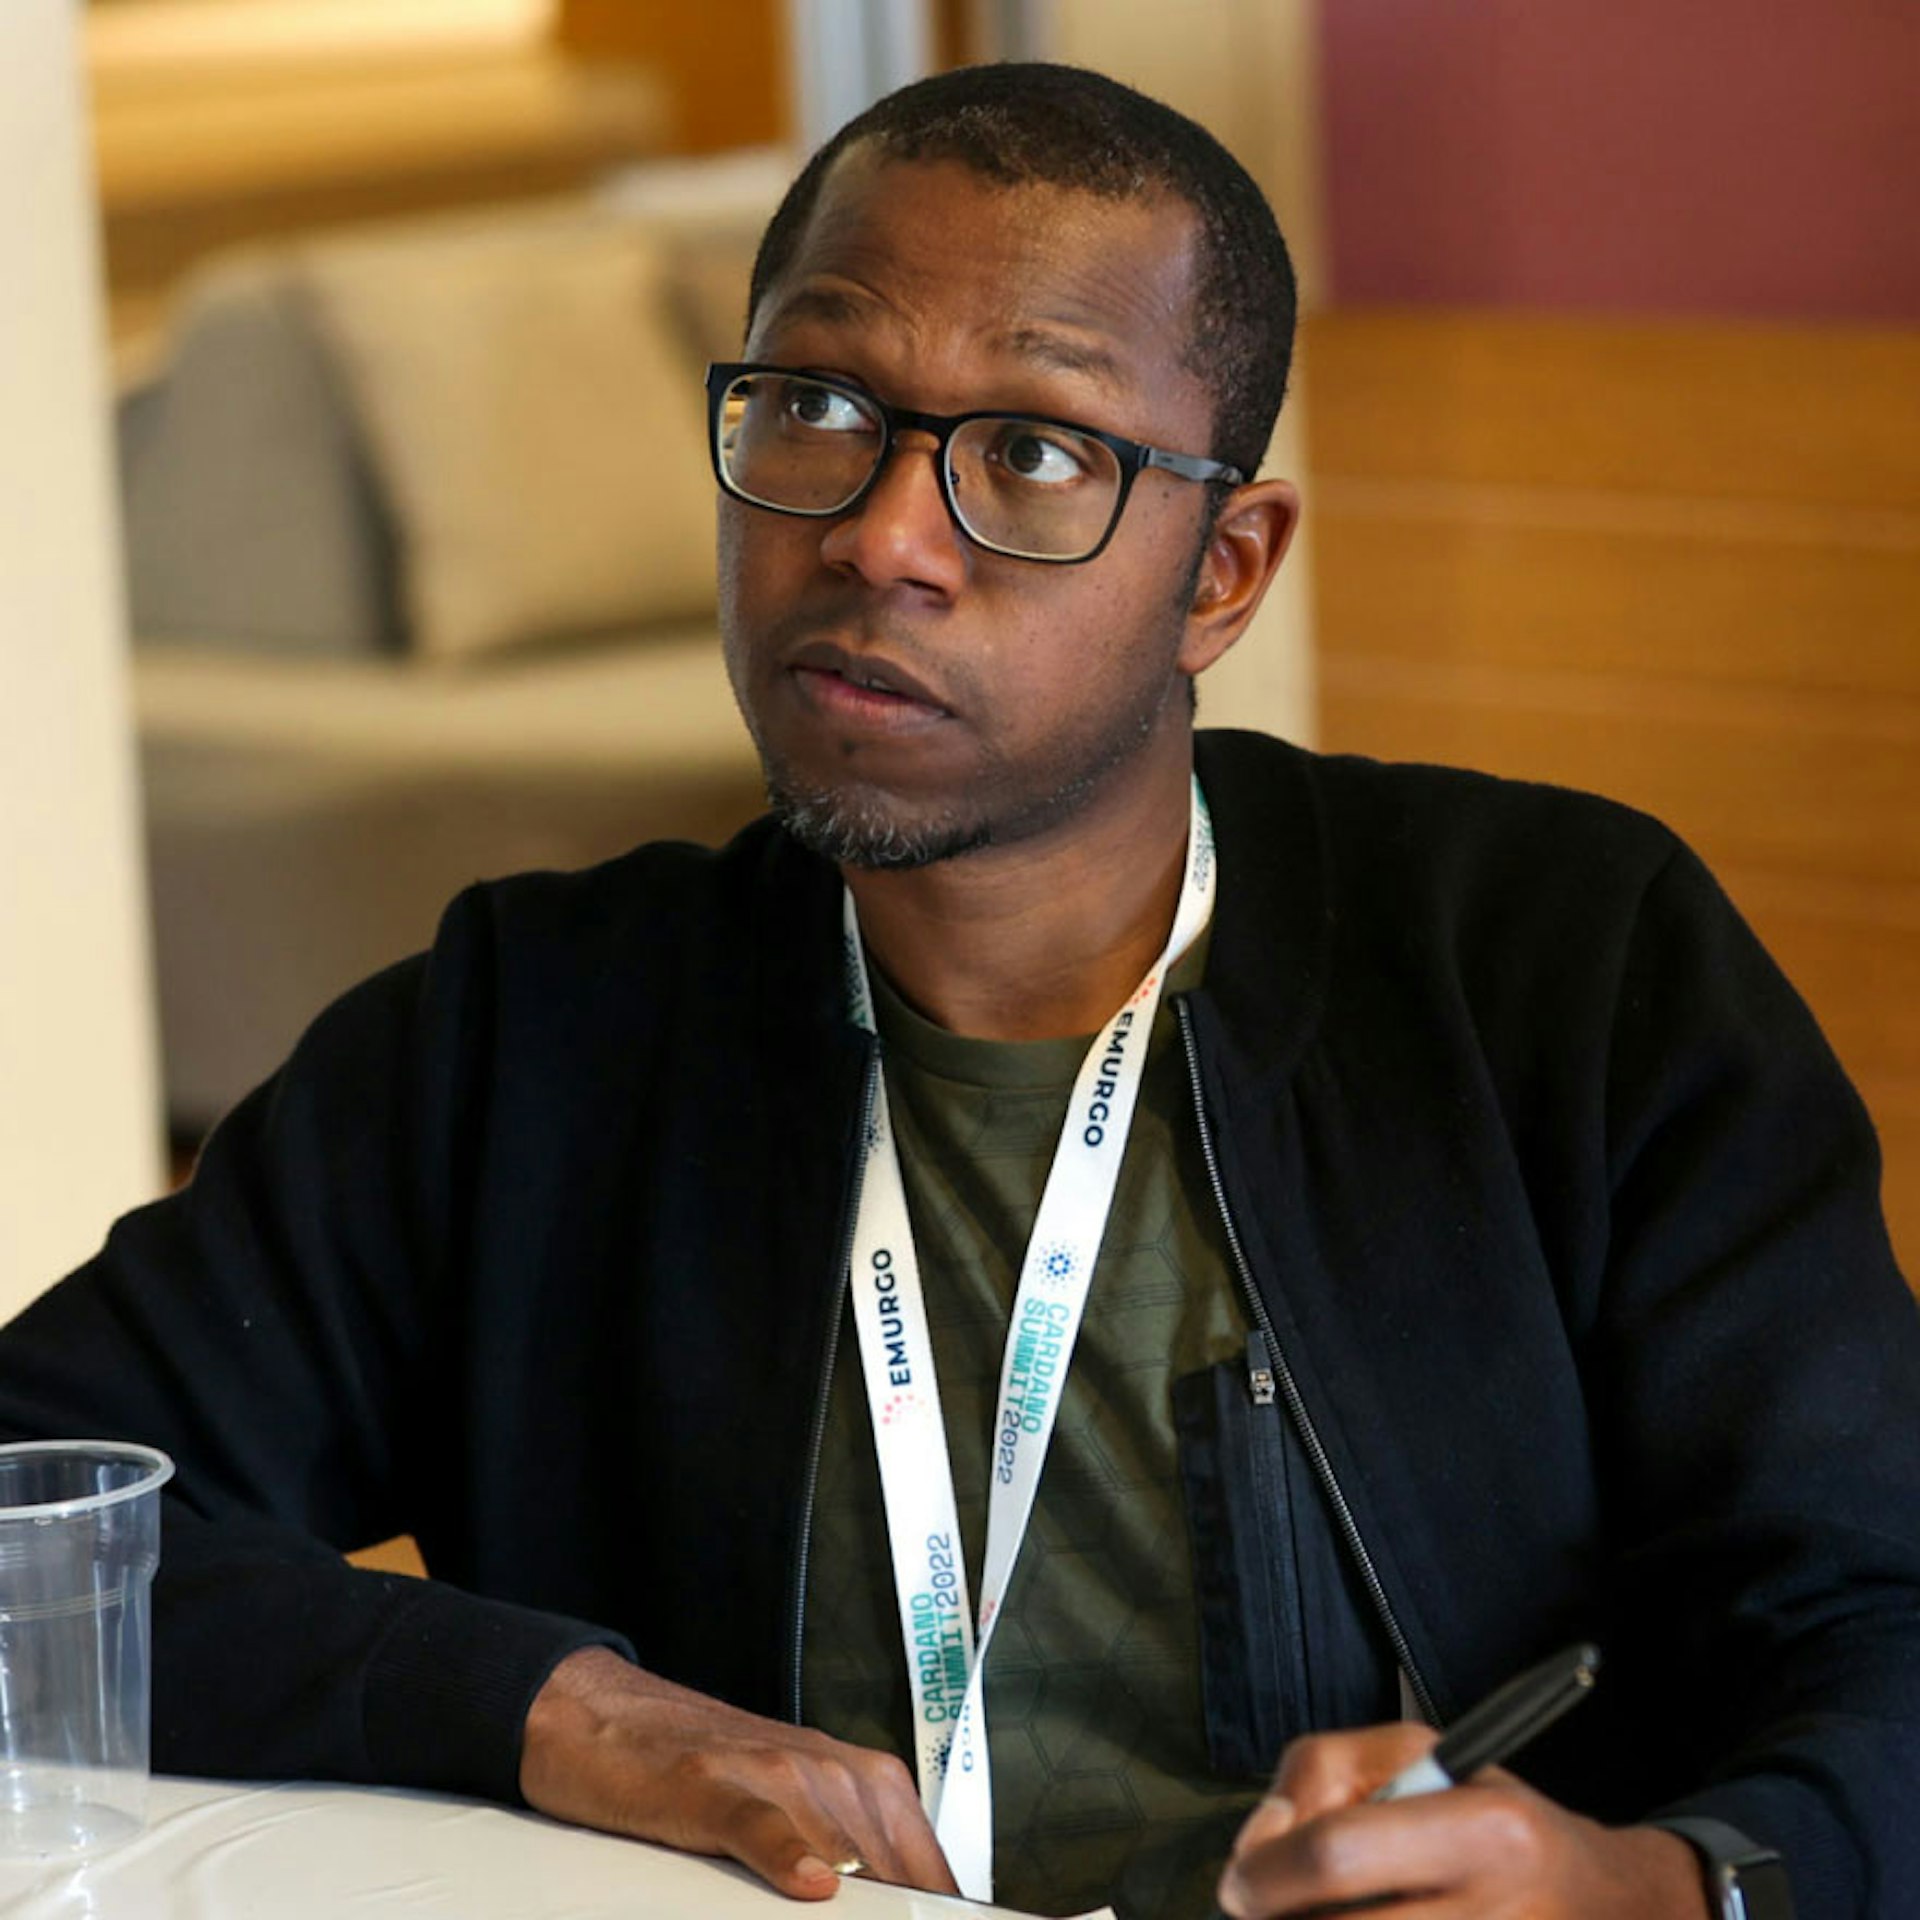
[1175,997,1440,1727]
[786,1041,882,1723]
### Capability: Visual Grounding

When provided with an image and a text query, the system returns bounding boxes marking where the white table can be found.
[0,1778,1114,1918]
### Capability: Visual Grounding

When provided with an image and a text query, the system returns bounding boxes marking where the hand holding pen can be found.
[1372,1640,1600,1802]
[1216,1643,1715,1919]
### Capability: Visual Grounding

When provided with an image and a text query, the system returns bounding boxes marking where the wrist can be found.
[519,1646,643,1806]
[1607,1825,1717,1920]
[1648,1816,1796,1920]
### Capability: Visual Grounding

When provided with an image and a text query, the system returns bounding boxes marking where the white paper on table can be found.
[0,1778,1118,1919]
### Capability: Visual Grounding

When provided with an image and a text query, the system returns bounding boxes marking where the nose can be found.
[817,433,968,596]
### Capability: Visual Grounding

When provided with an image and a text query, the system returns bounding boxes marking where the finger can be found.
[881,1818,960,1896]
[1221,1786,1540,1918]
[1272,1723,1440,1820]
[1233,1791,1299,1856]
[1221,1804,1431,1917]
[790,1746,947,1894]
[857,1798,959,1896]
[1457,1761,1521,1790]
[724,1791,858,1902]
[789,1749,958,1897]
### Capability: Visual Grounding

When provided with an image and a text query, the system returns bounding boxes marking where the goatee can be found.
[766,779,993,870]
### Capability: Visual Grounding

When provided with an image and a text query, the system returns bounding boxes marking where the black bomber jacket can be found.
[2,731,1917,1920]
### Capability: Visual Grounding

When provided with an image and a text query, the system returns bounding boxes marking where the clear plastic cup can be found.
[0,1441,173,1856]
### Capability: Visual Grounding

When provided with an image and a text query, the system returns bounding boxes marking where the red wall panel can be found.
[1321,0,1920,320]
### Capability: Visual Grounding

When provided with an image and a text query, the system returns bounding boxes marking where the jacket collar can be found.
[738,728,1335,1084]
[1189,730,1332,1089]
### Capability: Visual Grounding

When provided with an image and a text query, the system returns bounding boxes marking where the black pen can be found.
[1373,1641,1602,1801]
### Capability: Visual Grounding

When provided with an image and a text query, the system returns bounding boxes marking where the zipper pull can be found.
[1246,1330,1277,1406]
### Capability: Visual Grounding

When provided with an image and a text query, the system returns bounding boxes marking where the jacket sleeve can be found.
[0,886,631,1804]
[1590,839,1920,1920]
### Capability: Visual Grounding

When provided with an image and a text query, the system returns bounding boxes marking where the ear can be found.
[1176,478,1300,678]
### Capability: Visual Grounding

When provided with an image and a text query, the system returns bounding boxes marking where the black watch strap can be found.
[1651,1815,1796,1920]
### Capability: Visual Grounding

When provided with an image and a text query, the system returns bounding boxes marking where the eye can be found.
[986,425,1092,486]
[785,381,871,433]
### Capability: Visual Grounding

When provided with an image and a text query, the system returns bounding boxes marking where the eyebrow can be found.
[758,288,1130,395]
[992,325,1127,391]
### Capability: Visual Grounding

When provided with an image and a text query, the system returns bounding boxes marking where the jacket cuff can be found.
[1648,1776,1858,1920]
[360,1579,634,1805]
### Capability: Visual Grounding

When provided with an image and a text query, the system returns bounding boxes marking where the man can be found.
[3,61,1917,1920]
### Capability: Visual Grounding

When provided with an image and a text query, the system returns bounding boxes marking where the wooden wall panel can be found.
[1321,662,1920,887]
[556,0,787,151]
[1304,313,1920,509]
[1305,309,1920,1286]
[1312,498,1920,699]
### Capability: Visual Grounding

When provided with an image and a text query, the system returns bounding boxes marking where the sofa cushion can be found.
[596,145,793,364]
[120,255,402,656]
[302,209,718,663]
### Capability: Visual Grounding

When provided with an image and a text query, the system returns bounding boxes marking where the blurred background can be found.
[4,0,1916,1309]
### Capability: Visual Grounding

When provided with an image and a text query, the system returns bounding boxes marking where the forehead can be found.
[750,153,1206,419]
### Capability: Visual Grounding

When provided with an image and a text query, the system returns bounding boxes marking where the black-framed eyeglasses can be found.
[705,362,1243,565]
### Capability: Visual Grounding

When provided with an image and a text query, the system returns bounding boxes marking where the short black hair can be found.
[747,62,1296,482]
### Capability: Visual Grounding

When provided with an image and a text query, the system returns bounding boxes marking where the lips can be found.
[784,639,952,720]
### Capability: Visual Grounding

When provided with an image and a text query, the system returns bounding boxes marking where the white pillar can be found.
[785,0,933,152]
[0,4,163,1313]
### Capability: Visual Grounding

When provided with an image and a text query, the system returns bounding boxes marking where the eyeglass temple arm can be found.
[1144,447,1244,485]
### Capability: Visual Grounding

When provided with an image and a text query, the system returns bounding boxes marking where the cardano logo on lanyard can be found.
[841,778,1216,1904]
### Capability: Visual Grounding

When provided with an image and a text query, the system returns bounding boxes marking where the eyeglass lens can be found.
[715,372,1124,561]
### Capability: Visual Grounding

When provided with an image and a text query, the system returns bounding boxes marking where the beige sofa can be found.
[124,158,787,1128]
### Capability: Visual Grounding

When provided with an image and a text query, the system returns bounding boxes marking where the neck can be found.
[844,750,1195,1042]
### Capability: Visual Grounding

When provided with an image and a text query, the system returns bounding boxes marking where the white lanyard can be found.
[842,780,1216,1903]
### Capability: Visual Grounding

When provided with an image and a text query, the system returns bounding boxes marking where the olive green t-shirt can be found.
[802,944,1266,1918]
